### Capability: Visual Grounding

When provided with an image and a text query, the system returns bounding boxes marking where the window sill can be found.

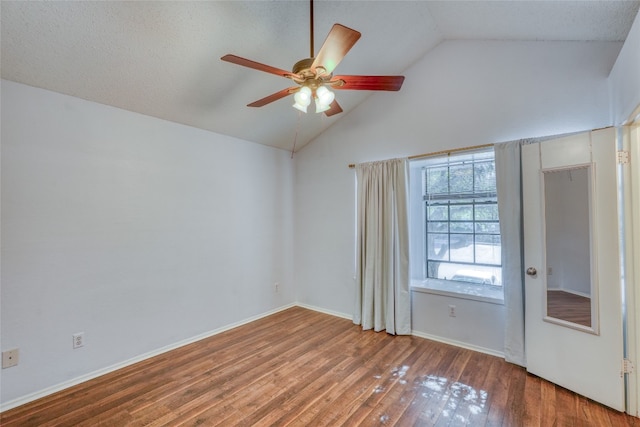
[411,278,504,305]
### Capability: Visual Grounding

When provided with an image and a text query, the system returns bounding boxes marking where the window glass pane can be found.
[427,167,449,194]
[428,261,499,284]
[450,222,473,233]
[451,265,499,285]
[449,234,473,263]
[475,222,500,234]
[475,204,498,221]
[429,261,454,280]
[428,206,448,221]
[418,149,503,293]
[449,164,473,193]
[450,205,472,220]
[474,160,496,192]
[476,234,501,245]
[427,222,448,233]
[427,234,449,261]
[476,235,502,265]
[427,260,447,279]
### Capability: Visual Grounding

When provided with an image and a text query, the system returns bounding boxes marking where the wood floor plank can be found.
[556,383,580,427]
[503,358,527,426]
[363,340,442,425]
[443,350,494,426]
[250,358,350,426]
[303,336,413,426]
[522,374,542,427]
[467,354,503,426]
[336,339,421,425]
[421,346,473,425]
[540,377,558,426]
[484,350,516,426]
[394,343,455,424]
[2,306,638,426]
[280,340,392,425]
[579,395,613,427]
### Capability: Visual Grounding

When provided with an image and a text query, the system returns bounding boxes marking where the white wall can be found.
[0,80,295,406]
[610,10,640,124]
[294,40,618,354]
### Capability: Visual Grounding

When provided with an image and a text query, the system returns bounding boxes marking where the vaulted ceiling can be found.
[2,1,639,152]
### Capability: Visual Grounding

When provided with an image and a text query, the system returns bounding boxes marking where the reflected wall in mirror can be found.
[543,165,596,331]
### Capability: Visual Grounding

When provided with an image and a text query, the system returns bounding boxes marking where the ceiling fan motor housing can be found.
[292,57,331,90]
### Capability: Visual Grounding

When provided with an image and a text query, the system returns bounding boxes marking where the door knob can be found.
[526,267,537,276]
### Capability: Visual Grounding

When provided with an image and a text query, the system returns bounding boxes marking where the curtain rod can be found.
[347,143,494,168]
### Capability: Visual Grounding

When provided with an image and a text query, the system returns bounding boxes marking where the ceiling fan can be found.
[221,0,404,117]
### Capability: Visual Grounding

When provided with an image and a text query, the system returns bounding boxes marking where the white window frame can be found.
[409,148,504,304]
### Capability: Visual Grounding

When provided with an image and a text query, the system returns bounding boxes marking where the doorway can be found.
[522,128,625,411]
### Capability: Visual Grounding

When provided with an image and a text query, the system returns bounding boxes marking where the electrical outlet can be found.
[73,333,84,349]
[2,349,19,368]
[274,282,280,293]
[448,305,456,317]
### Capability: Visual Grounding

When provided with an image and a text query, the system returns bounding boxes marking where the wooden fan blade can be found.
[221,54,299,79]
[247,87,299,107]
[311,24,361,75]
[324,100,343,117]
[331,75,405,91]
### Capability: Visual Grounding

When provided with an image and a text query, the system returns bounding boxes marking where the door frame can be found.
[620,109,640,416]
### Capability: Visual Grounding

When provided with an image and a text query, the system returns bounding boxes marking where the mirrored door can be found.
[523,128,624,411]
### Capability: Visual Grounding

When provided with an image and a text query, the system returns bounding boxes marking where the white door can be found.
[522,128,625,411]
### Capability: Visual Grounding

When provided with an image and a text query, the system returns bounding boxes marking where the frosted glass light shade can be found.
[293,86,312,113]
[314,86,335,113]
[315,98,331,113]
[293,102,308,113]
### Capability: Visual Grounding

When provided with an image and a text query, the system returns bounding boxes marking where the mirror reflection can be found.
[543,166,593,329]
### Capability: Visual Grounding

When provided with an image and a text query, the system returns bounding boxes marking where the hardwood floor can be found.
[547,290,592,327]
[2,306,638,426]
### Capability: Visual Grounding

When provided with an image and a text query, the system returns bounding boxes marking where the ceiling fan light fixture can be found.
[293,86,312,112]
[293,102,308,113]
[314,98,330,113]
[314,86,335,113]
[221,1,404,118]
[316,85,334,103]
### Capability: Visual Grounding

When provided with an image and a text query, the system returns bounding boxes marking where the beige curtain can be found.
[495,141,526,367]
[354,158,411,335]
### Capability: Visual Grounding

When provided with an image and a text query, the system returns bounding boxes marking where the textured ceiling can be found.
[2,1,639,152]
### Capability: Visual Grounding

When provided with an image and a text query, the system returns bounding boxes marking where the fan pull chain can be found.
[291,111,302,158]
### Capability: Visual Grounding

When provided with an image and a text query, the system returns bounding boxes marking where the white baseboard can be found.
[299,304,504,358]
[411,330,505,359]
[0,303,296,413]
[295,303,353,321]
[1,302,505,412]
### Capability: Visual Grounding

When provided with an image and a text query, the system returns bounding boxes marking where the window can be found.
[410,149,503,301]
